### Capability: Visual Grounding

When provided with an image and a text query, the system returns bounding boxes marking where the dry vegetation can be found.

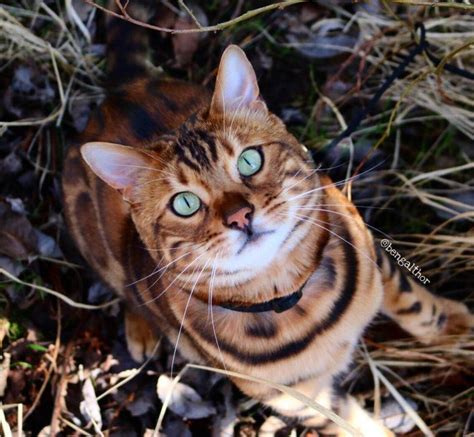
[0,0,473,436]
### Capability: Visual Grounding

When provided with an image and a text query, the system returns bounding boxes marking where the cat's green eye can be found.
[172,192,201,217]
[237,148,263,177]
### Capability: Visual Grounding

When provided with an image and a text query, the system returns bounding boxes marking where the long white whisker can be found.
[279,166,320,196]
[146,241,202,253]
[292,207,392,239]
[135,176,169,188]
[220,83,227,140]
[209,252,227,371]
[279,212,379,270]
[170,258,211,376]
[228,95,246,136]
[108,163,175,177]
[127,247,200,286]
[287,162,384,202]
[140,249,208,305]
[297,204,389,210]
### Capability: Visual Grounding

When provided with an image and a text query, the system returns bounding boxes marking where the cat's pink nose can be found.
[226,206,252,231]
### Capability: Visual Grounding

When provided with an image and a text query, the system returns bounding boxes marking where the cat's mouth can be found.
[236,229,275,254]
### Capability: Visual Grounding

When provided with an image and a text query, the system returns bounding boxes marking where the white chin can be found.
[215,221,293,278]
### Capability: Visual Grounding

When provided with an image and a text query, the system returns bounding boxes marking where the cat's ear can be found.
[210,45,267,116]
[81,142,152,202]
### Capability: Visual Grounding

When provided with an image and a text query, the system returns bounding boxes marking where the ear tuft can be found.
[81,142,151,201]
[210,45,266,115]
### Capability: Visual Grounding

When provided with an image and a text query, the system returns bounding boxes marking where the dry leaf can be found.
[157,374,216,419]
[80,378,103,430]
[0,201,37,259]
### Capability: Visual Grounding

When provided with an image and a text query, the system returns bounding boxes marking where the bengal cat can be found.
[62,3,473,435]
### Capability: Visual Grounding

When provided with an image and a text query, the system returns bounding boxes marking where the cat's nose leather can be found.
[226,206,252,231]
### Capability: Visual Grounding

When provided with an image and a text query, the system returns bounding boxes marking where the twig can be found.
[59,416,93,436]
[49,340,74,435]
[178,0,202,29]
[0,406,12,437]
[23,301,62,422]
[0,268,119,310]
[95,340,160,401]
[387,0,474,10]
[83,0,307,34]
[374,366,434,437]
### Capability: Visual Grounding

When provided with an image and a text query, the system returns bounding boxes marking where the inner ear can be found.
[81,142,154,202]
[210,45,267,116]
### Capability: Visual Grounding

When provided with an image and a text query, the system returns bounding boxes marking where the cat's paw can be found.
[125,310,160,362]
[380,397,416,434]
[437,298,474,340]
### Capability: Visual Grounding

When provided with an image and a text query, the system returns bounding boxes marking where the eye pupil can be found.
[183,195,191,208]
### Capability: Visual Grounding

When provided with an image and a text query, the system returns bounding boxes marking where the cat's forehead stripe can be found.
[174,126,219,171]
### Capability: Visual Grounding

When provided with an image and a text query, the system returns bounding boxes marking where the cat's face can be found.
[82,46,320,288]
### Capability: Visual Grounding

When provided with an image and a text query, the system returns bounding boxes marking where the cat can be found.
[62,2,473,435]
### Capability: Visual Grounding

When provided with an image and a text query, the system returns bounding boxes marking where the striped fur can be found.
[62,6,473,435]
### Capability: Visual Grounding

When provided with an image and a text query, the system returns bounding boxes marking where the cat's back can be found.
[77,77,209,146]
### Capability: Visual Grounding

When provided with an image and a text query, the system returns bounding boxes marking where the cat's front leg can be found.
[124,310,161,362]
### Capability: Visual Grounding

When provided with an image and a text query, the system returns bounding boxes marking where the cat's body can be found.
[62,4,473,435]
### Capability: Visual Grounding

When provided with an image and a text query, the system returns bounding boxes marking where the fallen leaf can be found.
[259,416,287,436]
[0,200,38,259]
[157,374,216,419]
[0,351,10,397]
[80,377,103,430]
[287,18,359,60]
[160,415,192,437]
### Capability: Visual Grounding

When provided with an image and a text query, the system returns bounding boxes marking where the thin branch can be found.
[178,0,202,29]
[0,268,119,310]
[83,0,307,34]
[387,0,474,10]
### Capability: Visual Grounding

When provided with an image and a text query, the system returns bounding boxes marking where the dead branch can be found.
[83,0,307,34]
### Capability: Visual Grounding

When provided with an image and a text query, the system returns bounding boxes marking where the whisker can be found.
[279,165,320,196]
[297,204,389,210]
[146,241,202,253]
[140,249,208,305]
[134,176,169,188]
[228,95,246,137]
[108,163,175,177]
[221,85,227,140]
[287,162,384,202]
[126,246,200,286]
[293,207,392,239]
[209,252,227,371]
[170,258,211,376]
[145,151,176,169]
[278,212,379,270]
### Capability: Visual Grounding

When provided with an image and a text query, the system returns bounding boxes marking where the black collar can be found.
[219,280,307,314]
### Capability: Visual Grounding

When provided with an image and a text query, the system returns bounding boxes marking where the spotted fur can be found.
[62,5,473,435]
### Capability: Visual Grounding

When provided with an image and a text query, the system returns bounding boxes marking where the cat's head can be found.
[81,46,321,291]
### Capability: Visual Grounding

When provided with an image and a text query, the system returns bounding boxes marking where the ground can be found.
[0,1,473,436]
